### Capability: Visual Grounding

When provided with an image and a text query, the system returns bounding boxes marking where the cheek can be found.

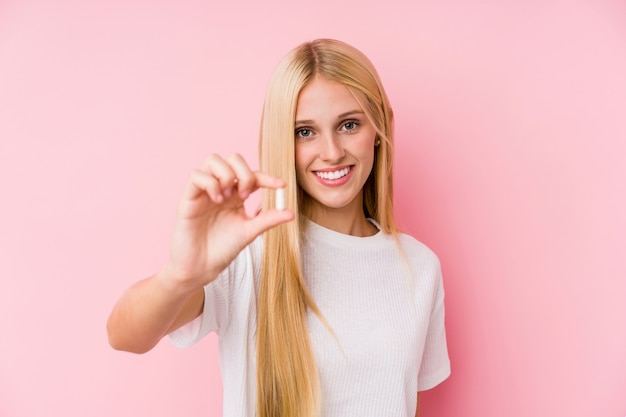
[294,147,304,172]
[294,146,308,184]
[358,124,377,145]
[357,131,377,161]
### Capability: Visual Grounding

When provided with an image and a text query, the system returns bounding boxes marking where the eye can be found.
[295,128,313,139]
[341,120,359,132]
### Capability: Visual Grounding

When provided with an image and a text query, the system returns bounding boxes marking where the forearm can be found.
[106,271,203,354]
[107,155,291,354]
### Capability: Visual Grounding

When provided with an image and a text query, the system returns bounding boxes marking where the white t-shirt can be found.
[170,220,450,417]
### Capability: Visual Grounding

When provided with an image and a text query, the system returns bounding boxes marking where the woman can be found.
[107,38,450,417]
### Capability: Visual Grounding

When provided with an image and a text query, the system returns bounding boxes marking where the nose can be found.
[319,133,345,162]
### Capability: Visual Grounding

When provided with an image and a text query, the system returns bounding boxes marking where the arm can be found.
[106,273,205,354]
[107,154,294,353]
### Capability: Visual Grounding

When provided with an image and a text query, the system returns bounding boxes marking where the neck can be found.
[307,206,378,237]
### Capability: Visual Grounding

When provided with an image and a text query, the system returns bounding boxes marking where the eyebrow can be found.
[295,110,365,126]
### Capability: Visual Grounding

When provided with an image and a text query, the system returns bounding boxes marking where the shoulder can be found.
[396,233,441,267]
[394,233,443,291]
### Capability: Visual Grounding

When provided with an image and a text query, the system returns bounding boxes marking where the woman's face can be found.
[294,76,377,222]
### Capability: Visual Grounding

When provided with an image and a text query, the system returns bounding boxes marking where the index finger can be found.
[252,171,287,191]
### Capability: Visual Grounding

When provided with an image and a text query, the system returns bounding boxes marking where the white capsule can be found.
[275,188,285,211]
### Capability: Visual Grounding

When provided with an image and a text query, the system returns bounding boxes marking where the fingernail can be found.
[223,187,232,198]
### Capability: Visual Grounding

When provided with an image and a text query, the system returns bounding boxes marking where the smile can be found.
[314,167,351,180]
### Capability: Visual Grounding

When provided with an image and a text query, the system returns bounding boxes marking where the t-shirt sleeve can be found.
[417,260,451,391]
[168,244,252,349]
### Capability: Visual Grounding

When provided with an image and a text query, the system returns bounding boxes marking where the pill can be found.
[275,188,285,211]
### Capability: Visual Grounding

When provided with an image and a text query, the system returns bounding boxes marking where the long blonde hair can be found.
[257,38,398,417]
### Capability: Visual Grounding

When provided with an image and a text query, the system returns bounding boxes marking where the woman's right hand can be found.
[159,153,294,292]
[107,153,291,353]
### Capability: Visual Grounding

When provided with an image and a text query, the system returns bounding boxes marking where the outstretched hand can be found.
[161,153,294,291]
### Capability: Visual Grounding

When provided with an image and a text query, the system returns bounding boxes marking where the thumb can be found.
[244,209,295,241]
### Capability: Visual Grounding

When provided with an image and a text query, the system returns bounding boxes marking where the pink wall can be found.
[1,1,624,416]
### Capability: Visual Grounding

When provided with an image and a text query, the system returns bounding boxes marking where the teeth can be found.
[315,167,350,180]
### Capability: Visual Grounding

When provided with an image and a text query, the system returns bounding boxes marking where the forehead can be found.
[295,76,363,120]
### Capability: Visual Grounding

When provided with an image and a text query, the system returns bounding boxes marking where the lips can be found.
[314,166,351,180]
[312,165,354,186]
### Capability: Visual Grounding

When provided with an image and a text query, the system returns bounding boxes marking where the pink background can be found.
[1,0,625,416]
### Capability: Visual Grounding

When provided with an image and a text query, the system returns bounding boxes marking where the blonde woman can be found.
[107,39,450,417]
